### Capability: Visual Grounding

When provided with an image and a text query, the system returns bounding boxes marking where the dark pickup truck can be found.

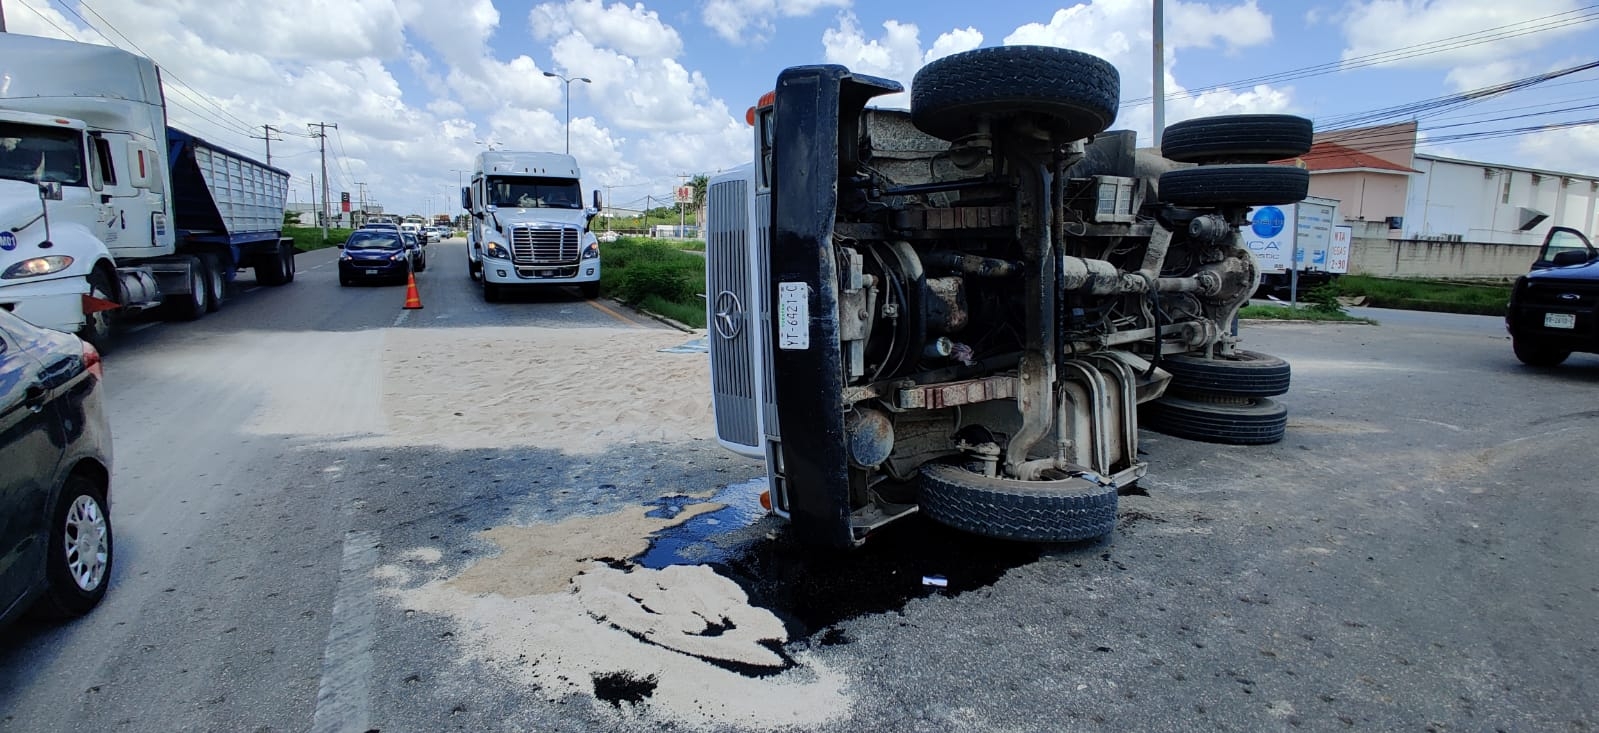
[1507,226,1599,366]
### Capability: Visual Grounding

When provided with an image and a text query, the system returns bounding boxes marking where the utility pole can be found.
[604,185,612,231]
[309,121,338,240]
[251,124,283,166]
[1152,0,1165,147]
[309,173,318,229]
[355,181,367,228]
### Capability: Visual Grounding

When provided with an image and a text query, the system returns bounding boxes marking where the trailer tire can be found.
[256,245,288,286]
[200,253,226,312]
[1158,165,1310,206]
[282,242,297,283]
[1162,349,1291,397]
[78,267,118,353]
[164,256,209,321]
[917,463,1119,543]
[1141,394,1288,445]
[1161,114,1313,163]
[911,45,1120,142]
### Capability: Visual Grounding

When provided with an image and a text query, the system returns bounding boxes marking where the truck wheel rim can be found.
[191,269,206,308]
[64,495,109,592]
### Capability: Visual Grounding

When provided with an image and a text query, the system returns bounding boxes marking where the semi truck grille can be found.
[755,191,779,440]
[510,226,580,264]
[708,178,759,449]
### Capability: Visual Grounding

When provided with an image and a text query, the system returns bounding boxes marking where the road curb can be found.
[609,298,696,332]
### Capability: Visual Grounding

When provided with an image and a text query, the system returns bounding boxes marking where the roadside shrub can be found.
[1302,283,1345,315]
[618,261,696,304]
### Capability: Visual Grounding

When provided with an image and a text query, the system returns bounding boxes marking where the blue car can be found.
[338,230,414,286]
[0,308,114,626]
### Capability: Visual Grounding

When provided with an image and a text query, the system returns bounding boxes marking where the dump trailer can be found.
[0,33,296,347]
[706,47,1310,548]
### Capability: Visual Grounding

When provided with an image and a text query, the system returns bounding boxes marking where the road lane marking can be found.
[310,530,380,733]
[125,322,159,334]
[393,310,410,327]
[587,298,642,328]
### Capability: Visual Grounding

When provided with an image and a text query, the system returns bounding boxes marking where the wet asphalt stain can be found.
[591,671,658,707]
[631,480,1047,641]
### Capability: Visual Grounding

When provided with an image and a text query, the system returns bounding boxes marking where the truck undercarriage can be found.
[708,46,1311,548]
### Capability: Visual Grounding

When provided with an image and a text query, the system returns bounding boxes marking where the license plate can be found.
[778,282,809,350]
[364,269,378,275]
[1545,312,1576,329]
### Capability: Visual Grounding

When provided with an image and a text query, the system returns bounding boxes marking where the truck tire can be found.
[581,283,600,299]
[917,463,1119,543]
[1162,349,1291,397]
[1159,165,1310,207]
[78,267,118,353]
[281,241,297,283]
[1512,336,1570,367]
[164,256,209,321]
[256,245,288,286]
[1141,394,1288,445]
[200,253,226,312]
[910,45,1120,142]
[1161,114,1313,164]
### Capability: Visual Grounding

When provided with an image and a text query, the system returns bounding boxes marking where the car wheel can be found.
[34,475,113,618]
[1161,349,1291,398]
[78,267,118,353]
[911,45,1120,143]
[1141,394,1288,445]
[917,463,1119,542]
[1161,114,1314,164]
[1512,336,1571,367]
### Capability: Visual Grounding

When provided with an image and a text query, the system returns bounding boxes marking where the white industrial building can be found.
[1401,154,1599,245]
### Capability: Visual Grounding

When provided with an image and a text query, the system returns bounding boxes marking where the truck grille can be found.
[510,226,580,264]
[708,178,759,449]
[755,191,779,440]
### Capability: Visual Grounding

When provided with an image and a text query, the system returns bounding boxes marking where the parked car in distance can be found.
[0,308,113,627]
[400,231,428,272]
[1506,226,1599,366]
[339,230,414,285]
[361,222,400,232]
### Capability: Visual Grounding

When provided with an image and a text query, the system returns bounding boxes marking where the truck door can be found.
[86,133,143,248]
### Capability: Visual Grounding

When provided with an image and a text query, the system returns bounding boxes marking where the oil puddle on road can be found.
[378,476,1046,732]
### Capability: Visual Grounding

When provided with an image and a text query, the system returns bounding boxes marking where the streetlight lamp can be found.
[543,71,591,155]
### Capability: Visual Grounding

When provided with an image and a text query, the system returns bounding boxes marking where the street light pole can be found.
[543,71,592,155]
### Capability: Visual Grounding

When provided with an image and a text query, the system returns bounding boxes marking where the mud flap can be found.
[767,65,902,549]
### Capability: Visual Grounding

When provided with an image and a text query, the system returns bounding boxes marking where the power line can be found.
[1123,4,1599,109]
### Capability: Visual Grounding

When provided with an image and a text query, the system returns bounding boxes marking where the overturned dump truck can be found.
[706,46,1309,548]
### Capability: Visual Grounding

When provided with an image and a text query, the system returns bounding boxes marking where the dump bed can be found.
[166,128,290,245]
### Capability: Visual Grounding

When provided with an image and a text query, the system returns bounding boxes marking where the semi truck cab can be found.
[462,151,603,301]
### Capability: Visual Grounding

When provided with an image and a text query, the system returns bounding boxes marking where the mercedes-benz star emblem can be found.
[714,290,743,340]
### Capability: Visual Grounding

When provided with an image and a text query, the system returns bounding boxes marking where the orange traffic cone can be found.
[403,272,423,309]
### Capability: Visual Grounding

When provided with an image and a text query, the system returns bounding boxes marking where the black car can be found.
[1507,226,1599,366]
[0,308,114,626]
[400,231,427,272]
[338,230,414,285]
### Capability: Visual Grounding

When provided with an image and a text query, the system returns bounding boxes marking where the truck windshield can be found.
[0,122,87,186]
[486,176,581,209]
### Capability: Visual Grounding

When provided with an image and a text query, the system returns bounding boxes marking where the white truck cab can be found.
[461,151,602,301]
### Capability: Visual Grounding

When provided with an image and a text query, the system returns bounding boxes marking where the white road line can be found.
[310,530,380,733]
[242,287,259,294]
[125,322,159,334]
[393,310,409,327]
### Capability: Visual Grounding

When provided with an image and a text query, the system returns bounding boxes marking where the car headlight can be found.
[485,241,510,259]
[2,255,75,279]
[581,242,599,260]
[391,252,406,261]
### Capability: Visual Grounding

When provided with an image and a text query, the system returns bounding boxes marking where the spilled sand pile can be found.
[379,326,714,452]
[379,504,851,730]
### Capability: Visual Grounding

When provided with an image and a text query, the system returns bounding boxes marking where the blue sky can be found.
[12,0,1599,217]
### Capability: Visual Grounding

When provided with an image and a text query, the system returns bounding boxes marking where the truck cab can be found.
[462,151,602,301]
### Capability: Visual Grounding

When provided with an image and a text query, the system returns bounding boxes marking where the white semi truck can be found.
[0,33,297,347]
[460,151,602,301]
[705,48,1309,548]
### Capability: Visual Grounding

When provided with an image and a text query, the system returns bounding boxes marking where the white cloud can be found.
[531,0,683,59]
[926,27,985,63]
[821,14,986,108]
[1515,124,1599,178]
[1339,0,1585,91]
[702,0,851,44]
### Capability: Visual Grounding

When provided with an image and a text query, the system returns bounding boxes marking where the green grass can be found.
[285,225,352,252]
[1333,274,1511,317]
[599,237,706,328]
[1239,304,1375,323]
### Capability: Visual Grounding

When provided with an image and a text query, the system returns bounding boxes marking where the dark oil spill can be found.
[631,478,1051,639]
[591,671,658,707]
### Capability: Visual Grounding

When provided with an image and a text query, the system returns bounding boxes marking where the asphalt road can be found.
[2,249,1596,732]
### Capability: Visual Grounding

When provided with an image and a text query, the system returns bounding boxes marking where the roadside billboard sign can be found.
[1329,225,1353,274]
[1244,204,1294,273]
